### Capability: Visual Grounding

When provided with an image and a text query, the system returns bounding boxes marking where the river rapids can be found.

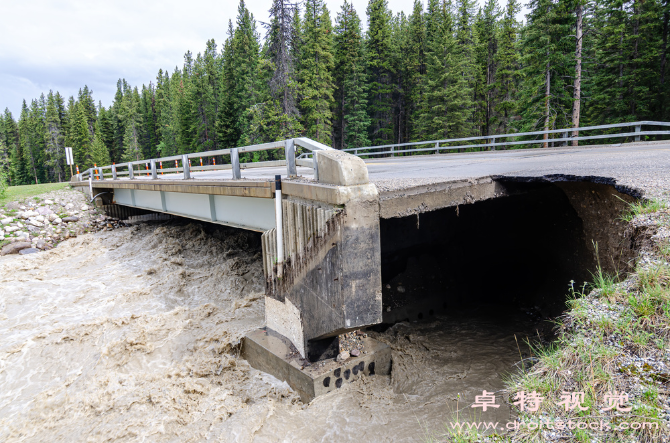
[0,220,539,442]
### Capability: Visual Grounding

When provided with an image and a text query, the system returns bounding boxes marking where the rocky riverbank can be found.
[0,187,128,256]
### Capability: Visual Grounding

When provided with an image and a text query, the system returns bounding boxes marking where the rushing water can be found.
[0,221,545,442]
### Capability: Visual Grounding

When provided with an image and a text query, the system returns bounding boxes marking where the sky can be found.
[0,0,526,118]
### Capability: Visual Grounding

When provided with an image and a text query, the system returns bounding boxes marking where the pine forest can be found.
[1,0,668,185]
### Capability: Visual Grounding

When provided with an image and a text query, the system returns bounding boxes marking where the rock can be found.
[53,218,62,225]
[19,248,39,255]
[28,220,44,227]
[37,207,52,216]
[336,351,350,362]
[44,199,54,205]
[350,349,361,357]
[20,210,39,219]
[1,218,12,225]
[35,215,45,222]
[80,205,89,211]
[36,240,47,250]
[48,213,58,222]
[1,241,32,256]
[397,286,406,293]
[62,216,79,223]
[5,202,20,210]
[65,203,74,210]
[19,205,26,210]
[5,226,19,233]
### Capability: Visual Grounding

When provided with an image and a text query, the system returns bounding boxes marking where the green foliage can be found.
[1,0,669,181]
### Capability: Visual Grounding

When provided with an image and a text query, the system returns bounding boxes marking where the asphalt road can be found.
[128,141,670,198]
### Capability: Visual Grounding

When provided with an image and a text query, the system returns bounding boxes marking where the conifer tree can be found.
[494,0,521,134]
[90,119,111,167]
[366,0,395,144]
[45,91,66,181]
[299,0,335,144]
[334,1,371,149]
[474,0,500,137]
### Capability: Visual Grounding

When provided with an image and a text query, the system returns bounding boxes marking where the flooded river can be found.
[0,221,546,442]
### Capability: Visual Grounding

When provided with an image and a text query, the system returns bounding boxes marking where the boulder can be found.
[28,220,44,227]
[62,216,79,223]
[53,218,62,225]
[80,205,89,211]
[1,241,32,256]
[48,213,58,222]
[35,240,47,250]
[35,215,45,222]
[64,203,74,210]
[44,199,54,205]
[20,210,38,219]
[37,207,52,216]
[4,226,19,233]
[19,248,39,255]
[1,218,12,225]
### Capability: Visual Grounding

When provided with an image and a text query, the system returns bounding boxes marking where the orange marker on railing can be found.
[76,165,80,175]
[189,159,192,167]
[160,161,164,175]
[175,159,179,169]
[213,157,216,166]
[94,163,99,180]
[200,158,203,167]
[145,163,149,176]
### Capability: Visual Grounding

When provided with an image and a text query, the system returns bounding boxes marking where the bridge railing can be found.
[334,121,670,158]
[77,137,333,182]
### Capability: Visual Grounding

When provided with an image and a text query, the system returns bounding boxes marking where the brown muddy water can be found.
[0,220,548,442]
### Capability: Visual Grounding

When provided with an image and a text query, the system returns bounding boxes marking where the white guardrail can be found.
[78,121,669,182]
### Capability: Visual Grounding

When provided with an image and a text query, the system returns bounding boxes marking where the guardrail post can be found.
[112,164,117,180]
[98,167,104,180]
[150,159,157,179]
[635,125,641,142]
[312,153,319,181]
[490,137,496,151]
[182,154,190,179]
[286,139,297,177]
[231,148,241,179]
[275,175,284,279]
[128,164,134,179]
[435,142,439,153]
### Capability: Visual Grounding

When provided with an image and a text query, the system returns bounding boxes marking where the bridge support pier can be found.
[261,150,383,361]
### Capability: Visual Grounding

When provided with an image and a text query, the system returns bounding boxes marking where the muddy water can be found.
[0,221,544,442]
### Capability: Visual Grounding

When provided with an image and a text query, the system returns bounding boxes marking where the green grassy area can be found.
[0,182,71,207]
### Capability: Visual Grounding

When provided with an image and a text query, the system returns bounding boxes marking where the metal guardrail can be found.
[78,121,670,183]
[77,137,332,182]
[336,121,670,157]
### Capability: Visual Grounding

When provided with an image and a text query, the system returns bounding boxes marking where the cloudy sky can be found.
[0,0,523,117]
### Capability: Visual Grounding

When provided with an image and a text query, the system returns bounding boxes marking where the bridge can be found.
[71,122,670,400]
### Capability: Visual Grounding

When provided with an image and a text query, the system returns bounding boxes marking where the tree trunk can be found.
[661,7,669,119]
[543,62,550,148]
[572,3,583,147]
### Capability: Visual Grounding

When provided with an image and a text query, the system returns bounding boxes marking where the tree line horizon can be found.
[0,0,667,186]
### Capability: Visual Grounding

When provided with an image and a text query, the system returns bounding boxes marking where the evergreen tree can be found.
[44,91,66,182]
[366,0,395,145]
[474,0,500,137]
[334,1,371,148]
[90,119,111,167]
[299,0,335,144]
[494,0,522,134]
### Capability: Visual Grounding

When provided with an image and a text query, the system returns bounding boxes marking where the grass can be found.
[0,182,70,207]
[620,197,668,222]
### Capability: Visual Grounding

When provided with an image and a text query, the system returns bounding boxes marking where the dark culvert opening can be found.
[378,179,638,334]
